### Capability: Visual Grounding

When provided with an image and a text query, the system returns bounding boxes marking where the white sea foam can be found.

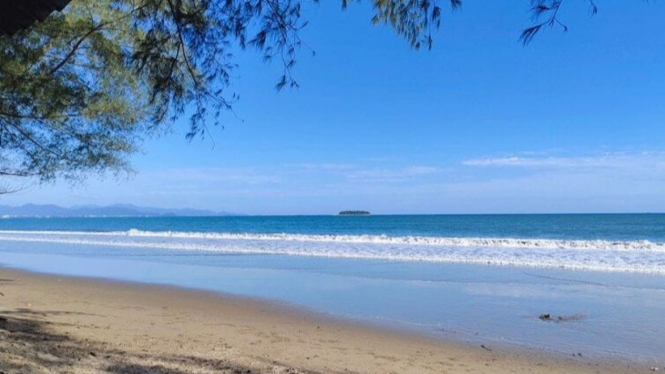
[1,229,665,274]
[1,229,664,251]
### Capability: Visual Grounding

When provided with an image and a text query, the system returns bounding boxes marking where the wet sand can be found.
[0,267,646,374]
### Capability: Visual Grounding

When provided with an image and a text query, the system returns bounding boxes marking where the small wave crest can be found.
[32,228,665,252]
[1,228,664,251]
[1,229,665,274]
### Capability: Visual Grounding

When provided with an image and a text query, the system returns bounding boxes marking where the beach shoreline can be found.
[0,266,647,374]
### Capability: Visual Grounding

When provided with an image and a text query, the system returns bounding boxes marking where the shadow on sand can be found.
[0,308,315,374]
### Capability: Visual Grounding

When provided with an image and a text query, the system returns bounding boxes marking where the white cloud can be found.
[345,165,444,182]
[289,163,358,171]
[7,150,665,214]
[146,167,283,185]
[462,152,665,171]
[404,166,441,175]
[287,162,447,182]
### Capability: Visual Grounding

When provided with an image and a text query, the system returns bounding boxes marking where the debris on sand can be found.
[538,313,587,323]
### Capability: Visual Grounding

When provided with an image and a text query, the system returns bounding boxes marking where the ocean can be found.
[0,214,664,363]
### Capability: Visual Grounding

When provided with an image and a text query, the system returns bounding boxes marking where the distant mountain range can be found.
[0,204,235,218]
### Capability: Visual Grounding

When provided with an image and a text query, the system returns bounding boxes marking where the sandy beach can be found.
[0,267,647,374]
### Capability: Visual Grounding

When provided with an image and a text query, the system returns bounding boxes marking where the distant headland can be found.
[0,204,236,218]
[338,210,370,216]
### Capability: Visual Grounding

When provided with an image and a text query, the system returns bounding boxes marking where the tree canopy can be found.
[0,0,607,192]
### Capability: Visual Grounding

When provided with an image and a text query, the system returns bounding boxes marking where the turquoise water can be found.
[0,214,664,363]
[1,214,665,240]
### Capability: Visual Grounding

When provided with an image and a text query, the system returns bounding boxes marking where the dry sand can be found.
[0,268,646,374]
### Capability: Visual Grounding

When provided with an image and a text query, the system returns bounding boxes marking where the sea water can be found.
[0,214,663,363]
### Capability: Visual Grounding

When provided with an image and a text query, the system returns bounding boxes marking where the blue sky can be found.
[3,0,665,214]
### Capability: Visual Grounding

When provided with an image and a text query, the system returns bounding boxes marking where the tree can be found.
[0,0,608,192]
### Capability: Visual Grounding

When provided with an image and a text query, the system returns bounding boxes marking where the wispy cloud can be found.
[289,163,358,171]
[289,162,447,182]
[12,150,665,214]
[462,152,665,170]
[344,166,445,182]
[146,167,283,185]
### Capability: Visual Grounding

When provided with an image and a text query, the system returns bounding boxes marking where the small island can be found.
[338,210,370,216]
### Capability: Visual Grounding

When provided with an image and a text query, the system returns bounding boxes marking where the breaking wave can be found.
[1,229,664,274]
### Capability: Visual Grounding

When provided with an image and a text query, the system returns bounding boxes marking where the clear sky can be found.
[2,0,665,215]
